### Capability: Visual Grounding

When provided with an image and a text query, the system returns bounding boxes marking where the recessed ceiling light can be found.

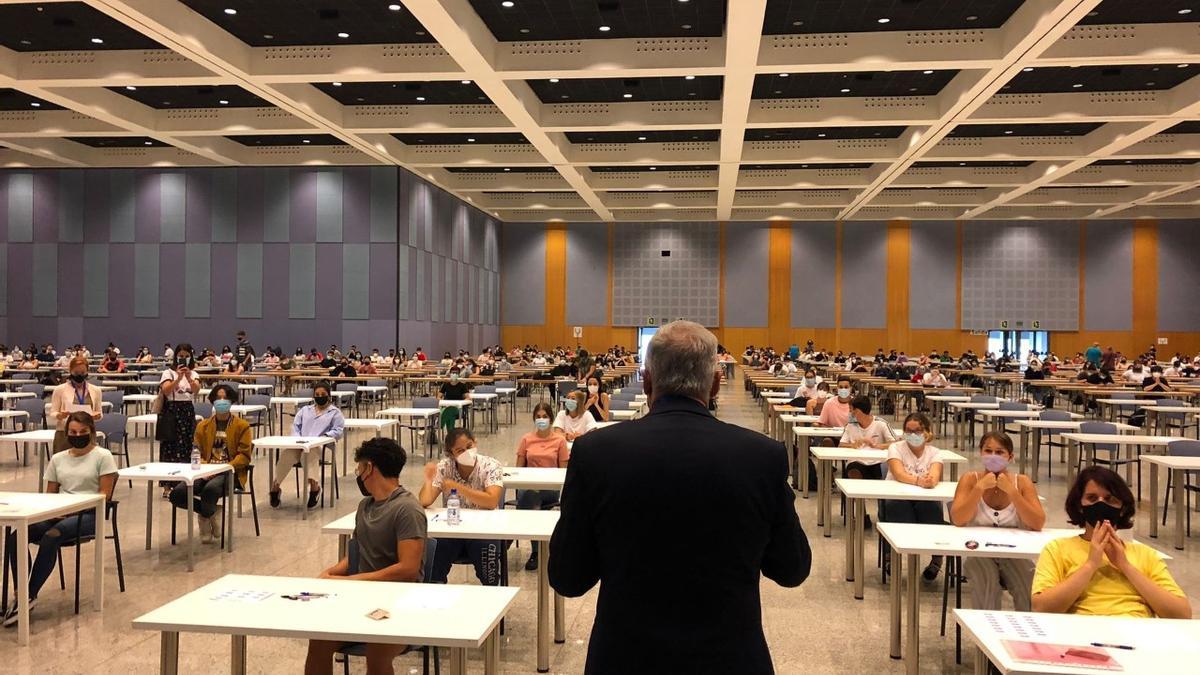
[144,141,153,145]
[302,139,310,143]
[19,39,30,45]
[909,87,918,92]
[561,94,569,99]
[219,99,229,104]
[549,78,559,83]
[461,80,471,84]
[30,102,40,107]
[224,8,236,15]
[1179,8,1193,14]
[1022,67,1034,72]
[416,30,426,35]
[685,75,696,80]
[817,133,826,137]
[504,167,511,171]
[1004,130,1013,134]
[501,1,514,7]
[649,166,656,170]
[389,3,401,10]
[1178,64,1189,68]
[840,88,850,93]
[623,93,633,98]
[922,70,934,74]
[125,85,137,91]
[681,24,691,29]
[332,81,342,86]
[1072,83,1083,88]
[599,25,611,32]
[415,96,426,101]
[519,28,530,33]
[1146,81,1155,86]
[90,37,103,44]
[337,32,350,38]
[263,34,273,39]
[959,162,966,166]
[774,90,782,94]
[877,18,890,24]
[637,136,647,141]
[467,138,475,142]
[792,20,803,26]
[966,15,978,21]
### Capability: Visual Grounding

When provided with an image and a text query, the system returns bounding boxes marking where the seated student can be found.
[583,376,610,422]
[880,412,946,581]
[270,382,344,509]
[357,359,378,375]
[816,377,854,428]
[922,366,948,388]
[1088,367,1114,386]
[515,403,570,570]
[554,390,597,441]
[1142,365,1173,393]
[1032,466,1190,619]
[329,357,357,378]
[950,432,1046,611]
[1123,361,1149,384]
[3,413,117,626]
[224,357,245,376]
[438,371,471,435]
[838,396,897,481]
[305,437,427,675]
[420,429,503,586]
[171,384,253,544]
[100,349,127,373]
[789,369,823,404]
[804,381,834,415]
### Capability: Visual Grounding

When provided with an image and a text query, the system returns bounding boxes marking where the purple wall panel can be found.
[7,243,31,323]
[342,167,371,244]
[134,173,161,243]
[0,175,7,242]
[83,173,110,243]
[289,169,318,243]
[236,168,264,242]
[370,245,397,319]
[185,170,212,242]
[57,244,83,317]
[31,172,57,242]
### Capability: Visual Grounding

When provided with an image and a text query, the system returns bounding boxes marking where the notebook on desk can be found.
[1002,640,1122,671]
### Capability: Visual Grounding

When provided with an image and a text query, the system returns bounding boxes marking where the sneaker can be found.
[922,557,943,582]
[2,597,36,628]
[306,486,321,509]
[269,488,281,508]
[524,553,539,571]
[198,515,213,544]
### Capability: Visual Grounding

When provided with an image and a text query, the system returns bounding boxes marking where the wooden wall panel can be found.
[767,222,792,350]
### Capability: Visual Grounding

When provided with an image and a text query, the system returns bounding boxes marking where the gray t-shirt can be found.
[354,485,427,578]
[45,447,118,494]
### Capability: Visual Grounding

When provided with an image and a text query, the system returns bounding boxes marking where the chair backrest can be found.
[101,390,124,408]
[19,382,43,395]
[999,400,1027,411]
[10,372,33,380]
[217,380,241,394]
[336,383,358,392]
[1040,410,1072,422]
[194,401,213,419]
[475,385,496,394]
[348,537,438,582]
[413,396,438,409]
[95,413,127,444]
[1156,399,1185,408]
[1111,391,1137,400]
[293,387,314,399]
[367,379,386,388]
[557,381,580,397]
[16,398,45,426]
[495,380,515,389]
[970,394,996,403]
[1167,439,1200,458]
[943,389,965,396]
[141,373,161,382]
[246,394,271,408]
[1079,420,1117,451]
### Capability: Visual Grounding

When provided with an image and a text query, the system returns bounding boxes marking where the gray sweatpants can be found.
[964,556,1034,611]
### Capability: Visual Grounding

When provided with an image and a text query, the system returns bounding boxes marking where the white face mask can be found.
[456,447,477,467]
[904,433,925,449]
[587,385,599,394]
[837,388,851,399]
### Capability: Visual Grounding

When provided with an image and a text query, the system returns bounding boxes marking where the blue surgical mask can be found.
[904,433,925,449]
[535,418,550,431]
[565,398,578,412]
[837,388,851,399]
[213,399,233,414]
[805,378,815,387]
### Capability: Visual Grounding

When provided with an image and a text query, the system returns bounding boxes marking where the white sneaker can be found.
[198,515,213,544]
[2,597,36,628]
[210,506,224,540]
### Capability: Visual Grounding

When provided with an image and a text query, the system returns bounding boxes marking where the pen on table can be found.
[1090,642,1134,650]
[168,470,181,475]
[984,542,1016,548]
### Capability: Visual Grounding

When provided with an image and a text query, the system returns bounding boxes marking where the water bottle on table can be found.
[447,488,461,525]
[190,447,201,471]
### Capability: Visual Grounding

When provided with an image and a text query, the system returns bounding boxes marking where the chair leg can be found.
[249,480,261,537]
[940,556,951,637]
[112,518,126,593]
[57,549,66,590]
[170,505,177,546]
[73,535,82,615]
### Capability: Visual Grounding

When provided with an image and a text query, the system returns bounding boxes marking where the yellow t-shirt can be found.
[1032,535,1184,618]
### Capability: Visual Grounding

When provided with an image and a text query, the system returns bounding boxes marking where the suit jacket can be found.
[549,395,811,675]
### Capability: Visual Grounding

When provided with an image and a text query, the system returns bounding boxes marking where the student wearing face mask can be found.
[305,437,427,674]
[516,403,571,570]
[158,344,199,494]
[329,357,357,378]
[881,412,947,581]
[816,377,854,428]
[270,382,344,509]
[1142,365,1174,393]
[950,432,1045,611]
[171,385,252,544]
[1123,360,1149,384]
[1032,467,1190,618]
[584,376,610,422]
[49,356,104,453]
[789,369,823,404]
[838,396,896,481]
[438,370,471,435]
[554,390,597,441]
[420,429,504,585]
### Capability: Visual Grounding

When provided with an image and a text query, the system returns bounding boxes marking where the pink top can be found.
[516,431,570,468]
[817,397,851,428]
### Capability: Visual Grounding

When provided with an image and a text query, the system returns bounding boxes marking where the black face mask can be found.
[356,468,371,496]
[313,395,330,407]
[1081,501,1124,527]
[70,373,87,384]
[67,434,90,449]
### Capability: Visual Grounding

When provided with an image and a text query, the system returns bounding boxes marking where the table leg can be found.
[225,470,235,553]
[1018,426,1029,477]
[537,540,550,672]
[800,436,811,499]
[145,481,154,550]
[342,436,348,476]
[230,634,247,675]
[853,499,865,600]
[338,533,348,560]
[160,631,180,675]
[1173,467,1185,550]
[816,458,825,529]
[1149,462,1160,539]
[822,461,833,538]
[16,521,29,645]
[555,591,565,643]
[302,450,309,521]
[37,443,45,493]
[906,553,920,675]
[1067,438,1078,482]
[786,433,796,489]
[448,647,467,675]
[1032,429,1042,483]
[889,547,901,659]
[186,483,195,572]
[484,625,500,674]
[845,498,856,582]
[93,500,105,611]
[973,647,987,675]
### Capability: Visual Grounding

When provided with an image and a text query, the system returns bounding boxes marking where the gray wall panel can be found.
[236,243,263,318]
[566,223,609,326]
[211,170,237,242]
[184,243,211,318]
[841,222,887,329]
[962,222,1079,331]
[109,170,135,242]
[501,223,546,325]
[8,173,33,242]
[723,222,768,328]
[0,247,6,316]
[315,170,343,242]
[160,172,186,242]
[612,222,718,326]
[289,243,315,319]
[398,245,411,320]
[1085,221,1132,331]
[58,171,84,243]
[342,244,370,320]
[133,243,158,318]
[83,244,109,317]
[32,243,57,317]
[791,222,836,327]
[369,167,397,242]
[909,221,958,329]
[263,169,290,242]
[1158,219,1200,331]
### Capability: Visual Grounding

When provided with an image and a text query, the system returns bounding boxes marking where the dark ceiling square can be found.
[469,0,726,41]
[67,136,169,148]
[1077,0,1200,25]
[566,130,720,143]
[949,122,1105,137]
[752,70,957,99]
[1094,158,1200,166]
[227,134,347,146]
[392,132,530,145]
[912,160,1034,168]
[745,126,907,141]
[741,162,873,170]
[882,186,987,192]
[1164,120,1200,134]
[0,88,64,111]
[589,164,717,173]
[178,0,434,47]
[764,0,1025,35]
[0,1,163,51]
[528,76,722,103]
[315,81,492,106]
[446,166,558,173]
[110,84,271,109]
[1002,65,1198,94]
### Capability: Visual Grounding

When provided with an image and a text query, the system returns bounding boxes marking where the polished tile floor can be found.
[0,373,1196,674]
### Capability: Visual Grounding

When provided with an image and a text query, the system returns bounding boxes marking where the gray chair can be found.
[1150,399,1189,436]
[1162,440,1200,535]
[243,394,272,435]
[47,501,125,615]
[16,398,45,430]
[101,390,124,413]
[1078,420,1139,497]
[335,383,359,417]
[96,413,130,471]
[1038,409,1073,479]
[194,401,213,419]
[19,382,43,396]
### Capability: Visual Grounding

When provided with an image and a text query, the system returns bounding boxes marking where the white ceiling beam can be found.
[0,137,90,166]
[401,0,611,221]
[716,0,768,220]
[16,48,224,87]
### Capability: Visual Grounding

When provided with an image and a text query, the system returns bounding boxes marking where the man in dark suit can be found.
[550,321,811,675]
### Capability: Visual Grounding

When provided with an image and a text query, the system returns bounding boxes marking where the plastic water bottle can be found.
[446,489,461,526]
[190,447,201,471]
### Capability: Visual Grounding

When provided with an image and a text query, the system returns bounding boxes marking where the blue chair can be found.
[243,394,272,435]
[1150,399,1189,436]
[337,538,440,675]
[335,383,359,417]
[15,398,45,430]
[1078,420,1141,499]
[1038,410,1073,479]
[96,413,130,472]
[193,401,213,419]
[102,390,124,414]
[1162,440,1200,535]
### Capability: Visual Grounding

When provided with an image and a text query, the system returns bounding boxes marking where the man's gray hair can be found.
[646,320,717,400]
